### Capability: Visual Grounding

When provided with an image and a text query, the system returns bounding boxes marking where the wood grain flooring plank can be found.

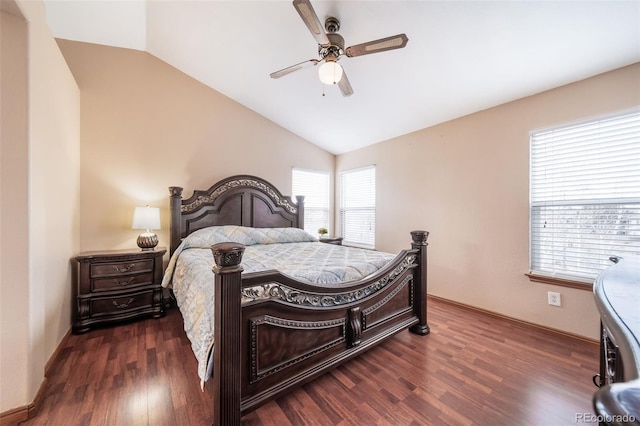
[300,380,345,425]
[253,400,293,426]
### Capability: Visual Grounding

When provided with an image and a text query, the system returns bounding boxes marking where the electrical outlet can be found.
[548,291,561,307]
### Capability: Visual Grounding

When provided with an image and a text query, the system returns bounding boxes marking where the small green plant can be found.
[317,227,328,237]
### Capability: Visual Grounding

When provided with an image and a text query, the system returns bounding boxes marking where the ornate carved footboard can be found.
[210,231,429,425]
[168,175,429,425]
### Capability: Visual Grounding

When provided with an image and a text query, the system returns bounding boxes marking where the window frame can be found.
[339,165,376,248]
[291,168,331,237]
[528,108,640,288]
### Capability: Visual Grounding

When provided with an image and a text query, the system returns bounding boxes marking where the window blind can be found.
[339,165,376,247]
[530,109,640,281]
[292,168,330,236]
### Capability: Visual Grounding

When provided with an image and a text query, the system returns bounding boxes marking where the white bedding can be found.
[162,225,396,384]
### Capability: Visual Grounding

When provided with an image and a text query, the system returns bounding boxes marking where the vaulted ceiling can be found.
[43,1,640,154]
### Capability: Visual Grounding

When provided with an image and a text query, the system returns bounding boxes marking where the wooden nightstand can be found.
[73,248,166,333]
[319,237,343,245]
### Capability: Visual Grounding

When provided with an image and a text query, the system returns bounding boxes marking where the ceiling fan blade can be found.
[345,34,409,58]
[270,59,319,79]
[338,70,354,97]
[293,0,330,46]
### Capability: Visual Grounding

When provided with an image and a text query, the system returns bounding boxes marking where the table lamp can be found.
[132,205,161,250]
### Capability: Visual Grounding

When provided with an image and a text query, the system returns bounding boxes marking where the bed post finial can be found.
[411,230,429,246]
[410,230,430,336]
[212,242,245,272]
[211,242,245,426]
[169,186,183,197]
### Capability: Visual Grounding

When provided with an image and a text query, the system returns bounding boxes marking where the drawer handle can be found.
[593,374,601,388]
[114,263,135,273]
[113,277,135,286]
[113,298,134,309]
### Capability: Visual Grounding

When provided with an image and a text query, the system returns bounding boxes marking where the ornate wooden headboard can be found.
[169,175,305,254]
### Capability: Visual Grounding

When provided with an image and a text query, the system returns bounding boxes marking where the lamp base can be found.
[137,232,158,251]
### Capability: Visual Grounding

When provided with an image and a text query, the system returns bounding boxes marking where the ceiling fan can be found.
[270,0,409,97]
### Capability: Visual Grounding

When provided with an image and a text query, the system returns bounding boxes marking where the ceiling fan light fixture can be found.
[318,61,343,85]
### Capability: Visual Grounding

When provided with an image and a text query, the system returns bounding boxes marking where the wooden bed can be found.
[168,175,430,425]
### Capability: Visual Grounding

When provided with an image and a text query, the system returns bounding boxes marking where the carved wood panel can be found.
[251,193,295,228]
[183,194,244,236]
[249,315,346,384]
[362,274,414,331]
[175,176,302,248]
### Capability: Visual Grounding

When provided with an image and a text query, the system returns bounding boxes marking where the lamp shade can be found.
[318,61,343,85]
[132,206,161,230]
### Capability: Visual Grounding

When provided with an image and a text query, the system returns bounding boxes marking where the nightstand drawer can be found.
[91,259,154,277]
[90,290,155,317]
[92,272,154,292]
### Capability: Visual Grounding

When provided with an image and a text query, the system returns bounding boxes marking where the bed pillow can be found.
[181,225,260,248]
[247,227,318,245]
[180,225,318,249]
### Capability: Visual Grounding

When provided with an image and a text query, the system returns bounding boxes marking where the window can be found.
[529,109,640,282]
[292,168,330,236]
[339,165,376,248]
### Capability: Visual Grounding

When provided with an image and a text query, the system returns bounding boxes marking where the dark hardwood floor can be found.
[20,298,600,425]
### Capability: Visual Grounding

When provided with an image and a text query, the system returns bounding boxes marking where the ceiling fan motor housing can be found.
[319,32,345,61]
[325,17,340,33]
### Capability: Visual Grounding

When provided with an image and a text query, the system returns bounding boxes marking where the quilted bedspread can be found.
[161,225,396,384]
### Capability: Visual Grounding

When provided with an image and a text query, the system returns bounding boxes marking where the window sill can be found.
[525,273,593,291]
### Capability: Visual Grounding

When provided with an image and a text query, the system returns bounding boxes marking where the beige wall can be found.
[1,4,31,411]
[337,63,640,340]
[0,0,80,414]
[55,40,335,254]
